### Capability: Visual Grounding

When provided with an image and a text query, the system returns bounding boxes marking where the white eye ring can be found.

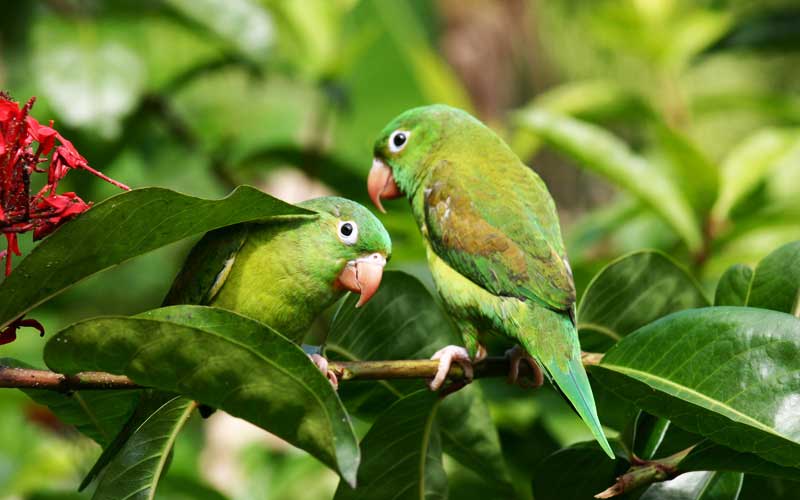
[388,130,410,153]
[337,220,358,245]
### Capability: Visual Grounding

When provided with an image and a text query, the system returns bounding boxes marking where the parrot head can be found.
[297,196,391,307]
[368,104,480,212]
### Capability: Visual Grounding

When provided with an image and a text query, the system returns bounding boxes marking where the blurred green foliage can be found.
[1,0,800,498]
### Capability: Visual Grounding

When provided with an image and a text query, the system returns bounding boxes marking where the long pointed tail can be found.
[517,308,614,458]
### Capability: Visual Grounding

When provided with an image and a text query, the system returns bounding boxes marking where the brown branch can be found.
[595,446,695,498]
[0,353,604,391]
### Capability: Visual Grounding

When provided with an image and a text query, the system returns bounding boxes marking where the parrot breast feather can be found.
[422,161,576,312]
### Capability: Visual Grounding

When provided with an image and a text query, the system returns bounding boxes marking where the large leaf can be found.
[714,265,753,307]
[0,358,140,447]
[592,307,800,468]
[0,186,313,329]
[679,440,800,482]
[578,251,709,351]
[747,241,800,316]
[327,271,513,492]
[531,441,630,500]
[33,39,145,138]
[711,128,800,224]
[639,471,743,500]
[43,305,359,485]
[166,0,273,62]
[333,390,447,500]
[514,108,702,250]
[92,394,195,500]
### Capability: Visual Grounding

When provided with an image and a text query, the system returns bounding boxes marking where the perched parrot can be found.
[164,195,392,385]
[367,105,613,457]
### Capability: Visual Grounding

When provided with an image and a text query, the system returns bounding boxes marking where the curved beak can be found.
[367,158,402,213]
[336,253,387,307]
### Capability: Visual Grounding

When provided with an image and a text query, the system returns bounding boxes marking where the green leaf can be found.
[592,307,800,469]
[578,251,709,351]
[33,39,145,139]
[706,9,800,53]
[510,79,653,159]
[633,412,671,460]
[0,186,313,329]
[747,241,800,316]
[640,471,743,500]
[42,305,359,485]
[711,128,800,224]
[514,108,702,250]
[166,0,273,62]
[714,265,753,307]
[327,272,513,492]
[373,2,472,112]
[650,123,719,215]
[679,440,800,482]
[333,390,447,500]
[0,358,140,447]
[531,441,629,500]
[92,394,195,500]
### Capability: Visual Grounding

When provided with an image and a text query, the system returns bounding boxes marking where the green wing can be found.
[163,224,250,306]
[423,159,575,312]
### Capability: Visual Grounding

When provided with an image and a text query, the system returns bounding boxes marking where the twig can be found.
[0,353,603,391]
[595,446,695,498]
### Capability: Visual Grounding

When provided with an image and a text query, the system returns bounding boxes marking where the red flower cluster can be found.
[0,92,130,345]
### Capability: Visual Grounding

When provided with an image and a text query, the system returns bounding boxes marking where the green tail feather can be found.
[516,308,614,458]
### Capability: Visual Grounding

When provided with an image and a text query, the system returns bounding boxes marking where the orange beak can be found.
[336,253,387,307]
[367,158,402,213]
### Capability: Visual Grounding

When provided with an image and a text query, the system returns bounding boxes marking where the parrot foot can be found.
[429,345,473,392]
[505,345,544,389]
[309,354,339,390]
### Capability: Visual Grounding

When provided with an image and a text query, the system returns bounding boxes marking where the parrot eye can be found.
[338,221,358,245]
[388,130,410,153]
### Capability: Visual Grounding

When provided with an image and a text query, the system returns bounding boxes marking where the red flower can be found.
[0,92,130,345]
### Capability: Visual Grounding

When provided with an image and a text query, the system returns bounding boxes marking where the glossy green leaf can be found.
[711,128,800,223]
[714,265,753,307]
[640,471,742,500]
[92,394,195,500]
[578,251,709,351]
[747,241,800,316]
[514,108,702,250]
[593,307,800,469]
[0,358,140,447]
[0,186,313,329]
[679,440,800,482]
[333,390,447,500]
[531,441,629,500]
[633,412,671,460]
[327,271,513,493]
[43,305,359,485]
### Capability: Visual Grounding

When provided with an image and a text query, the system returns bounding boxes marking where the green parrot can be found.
[164,195,392,385]
[366,105,613,457]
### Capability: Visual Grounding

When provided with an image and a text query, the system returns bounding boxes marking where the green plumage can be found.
[166,196,391,342]
[373,105,612,457]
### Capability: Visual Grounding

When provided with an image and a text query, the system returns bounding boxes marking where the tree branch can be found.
[595,446,695,498]
[0,353,603,391]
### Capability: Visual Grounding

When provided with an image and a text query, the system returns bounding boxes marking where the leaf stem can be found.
[0,353,604,390]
